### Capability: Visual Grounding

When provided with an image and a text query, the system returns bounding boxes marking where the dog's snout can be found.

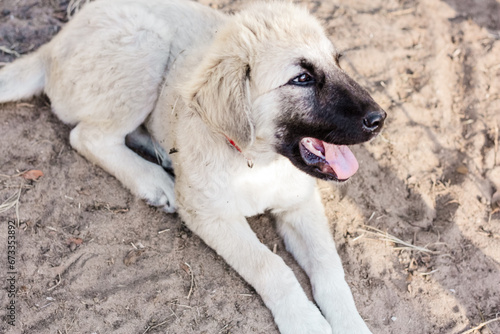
[363,110,386,132]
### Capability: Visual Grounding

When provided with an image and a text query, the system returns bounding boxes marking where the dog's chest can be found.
[229,158,316,216]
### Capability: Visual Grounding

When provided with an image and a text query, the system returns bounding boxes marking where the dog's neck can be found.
[223,134,254,168]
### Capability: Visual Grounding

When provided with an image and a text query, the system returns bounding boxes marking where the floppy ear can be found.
[185,52,255,149]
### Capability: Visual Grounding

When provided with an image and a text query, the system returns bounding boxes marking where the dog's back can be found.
[0,0,226,212]
[0,0,223,116]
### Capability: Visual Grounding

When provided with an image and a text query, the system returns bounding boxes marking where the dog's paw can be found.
[278,316,332,334]
[145,190,177,213]
[331,320,371,334]
[274,302,332,334]
[161,202,177,213]
[311,276,372,334]
[136,164,176,212]
[325,307,372,334]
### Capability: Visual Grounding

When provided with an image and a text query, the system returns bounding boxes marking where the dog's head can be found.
[185,2,386,182]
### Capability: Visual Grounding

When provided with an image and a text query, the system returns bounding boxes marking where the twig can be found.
[218,321,235,333]
[0,46,20,57]
[388,7,416,16]
[158,229,170,234]
[0,185,22,225]
[418,269,438,276]
[16,102,35,108]
[459,317,500,334]
[39,302,54,309]
[173,303,192,309]
[0,189,20,213]
[142,317,172,334]
[184,262,194,299]
[488,208,500,225]
[360,225,440,254]
[352,233,365,242]
[168,306,179,321]
[0,171,26,178]
[47,274,62,291]
[368,212,376,221]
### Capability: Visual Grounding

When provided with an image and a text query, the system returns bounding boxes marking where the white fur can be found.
[0,1,372,333]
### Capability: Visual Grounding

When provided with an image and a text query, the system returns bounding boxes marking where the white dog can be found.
[0,1,386,333]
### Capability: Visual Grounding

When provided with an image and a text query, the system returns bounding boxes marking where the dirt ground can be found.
[0,0,499,333]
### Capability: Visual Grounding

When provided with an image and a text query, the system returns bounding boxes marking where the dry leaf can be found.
[67,237,83,245]
[123,249,144,266]
[455,165,468,175]
[180,263,190,274]
[22,170,44,181]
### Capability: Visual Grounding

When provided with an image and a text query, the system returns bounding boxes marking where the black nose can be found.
[363,110,386,132]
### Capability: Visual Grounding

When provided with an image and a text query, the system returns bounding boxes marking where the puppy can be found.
[0,1,386,333]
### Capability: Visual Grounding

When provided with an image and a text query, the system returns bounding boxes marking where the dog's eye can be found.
[290,73,314,85]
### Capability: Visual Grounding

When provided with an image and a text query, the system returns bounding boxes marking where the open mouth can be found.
[299,137,359,181]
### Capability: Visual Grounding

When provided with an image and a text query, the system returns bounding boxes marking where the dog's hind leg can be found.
[273,188,371,334]
[126,125,173,172]
[70,123,176,213]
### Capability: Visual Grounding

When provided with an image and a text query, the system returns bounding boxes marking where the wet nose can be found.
[363,110,386,132]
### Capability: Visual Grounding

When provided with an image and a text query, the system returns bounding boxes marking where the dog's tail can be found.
[0,49,46,104]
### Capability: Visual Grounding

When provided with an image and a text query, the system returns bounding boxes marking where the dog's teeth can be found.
[302,138,325,158]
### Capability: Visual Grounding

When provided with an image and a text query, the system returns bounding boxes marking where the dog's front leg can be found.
[273,187,372,334]
[182,211,332,334]
[69,123,176,212]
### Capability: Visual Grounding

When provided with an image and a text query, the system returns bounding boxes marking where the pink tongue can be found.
[323,142,359,180]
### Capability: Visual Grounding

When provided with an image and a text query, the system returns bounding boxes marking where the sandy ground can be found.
[0,0,499,333]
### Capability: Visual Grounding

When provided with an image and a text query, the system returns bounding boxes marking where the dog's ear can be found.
[185,48,255,149]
